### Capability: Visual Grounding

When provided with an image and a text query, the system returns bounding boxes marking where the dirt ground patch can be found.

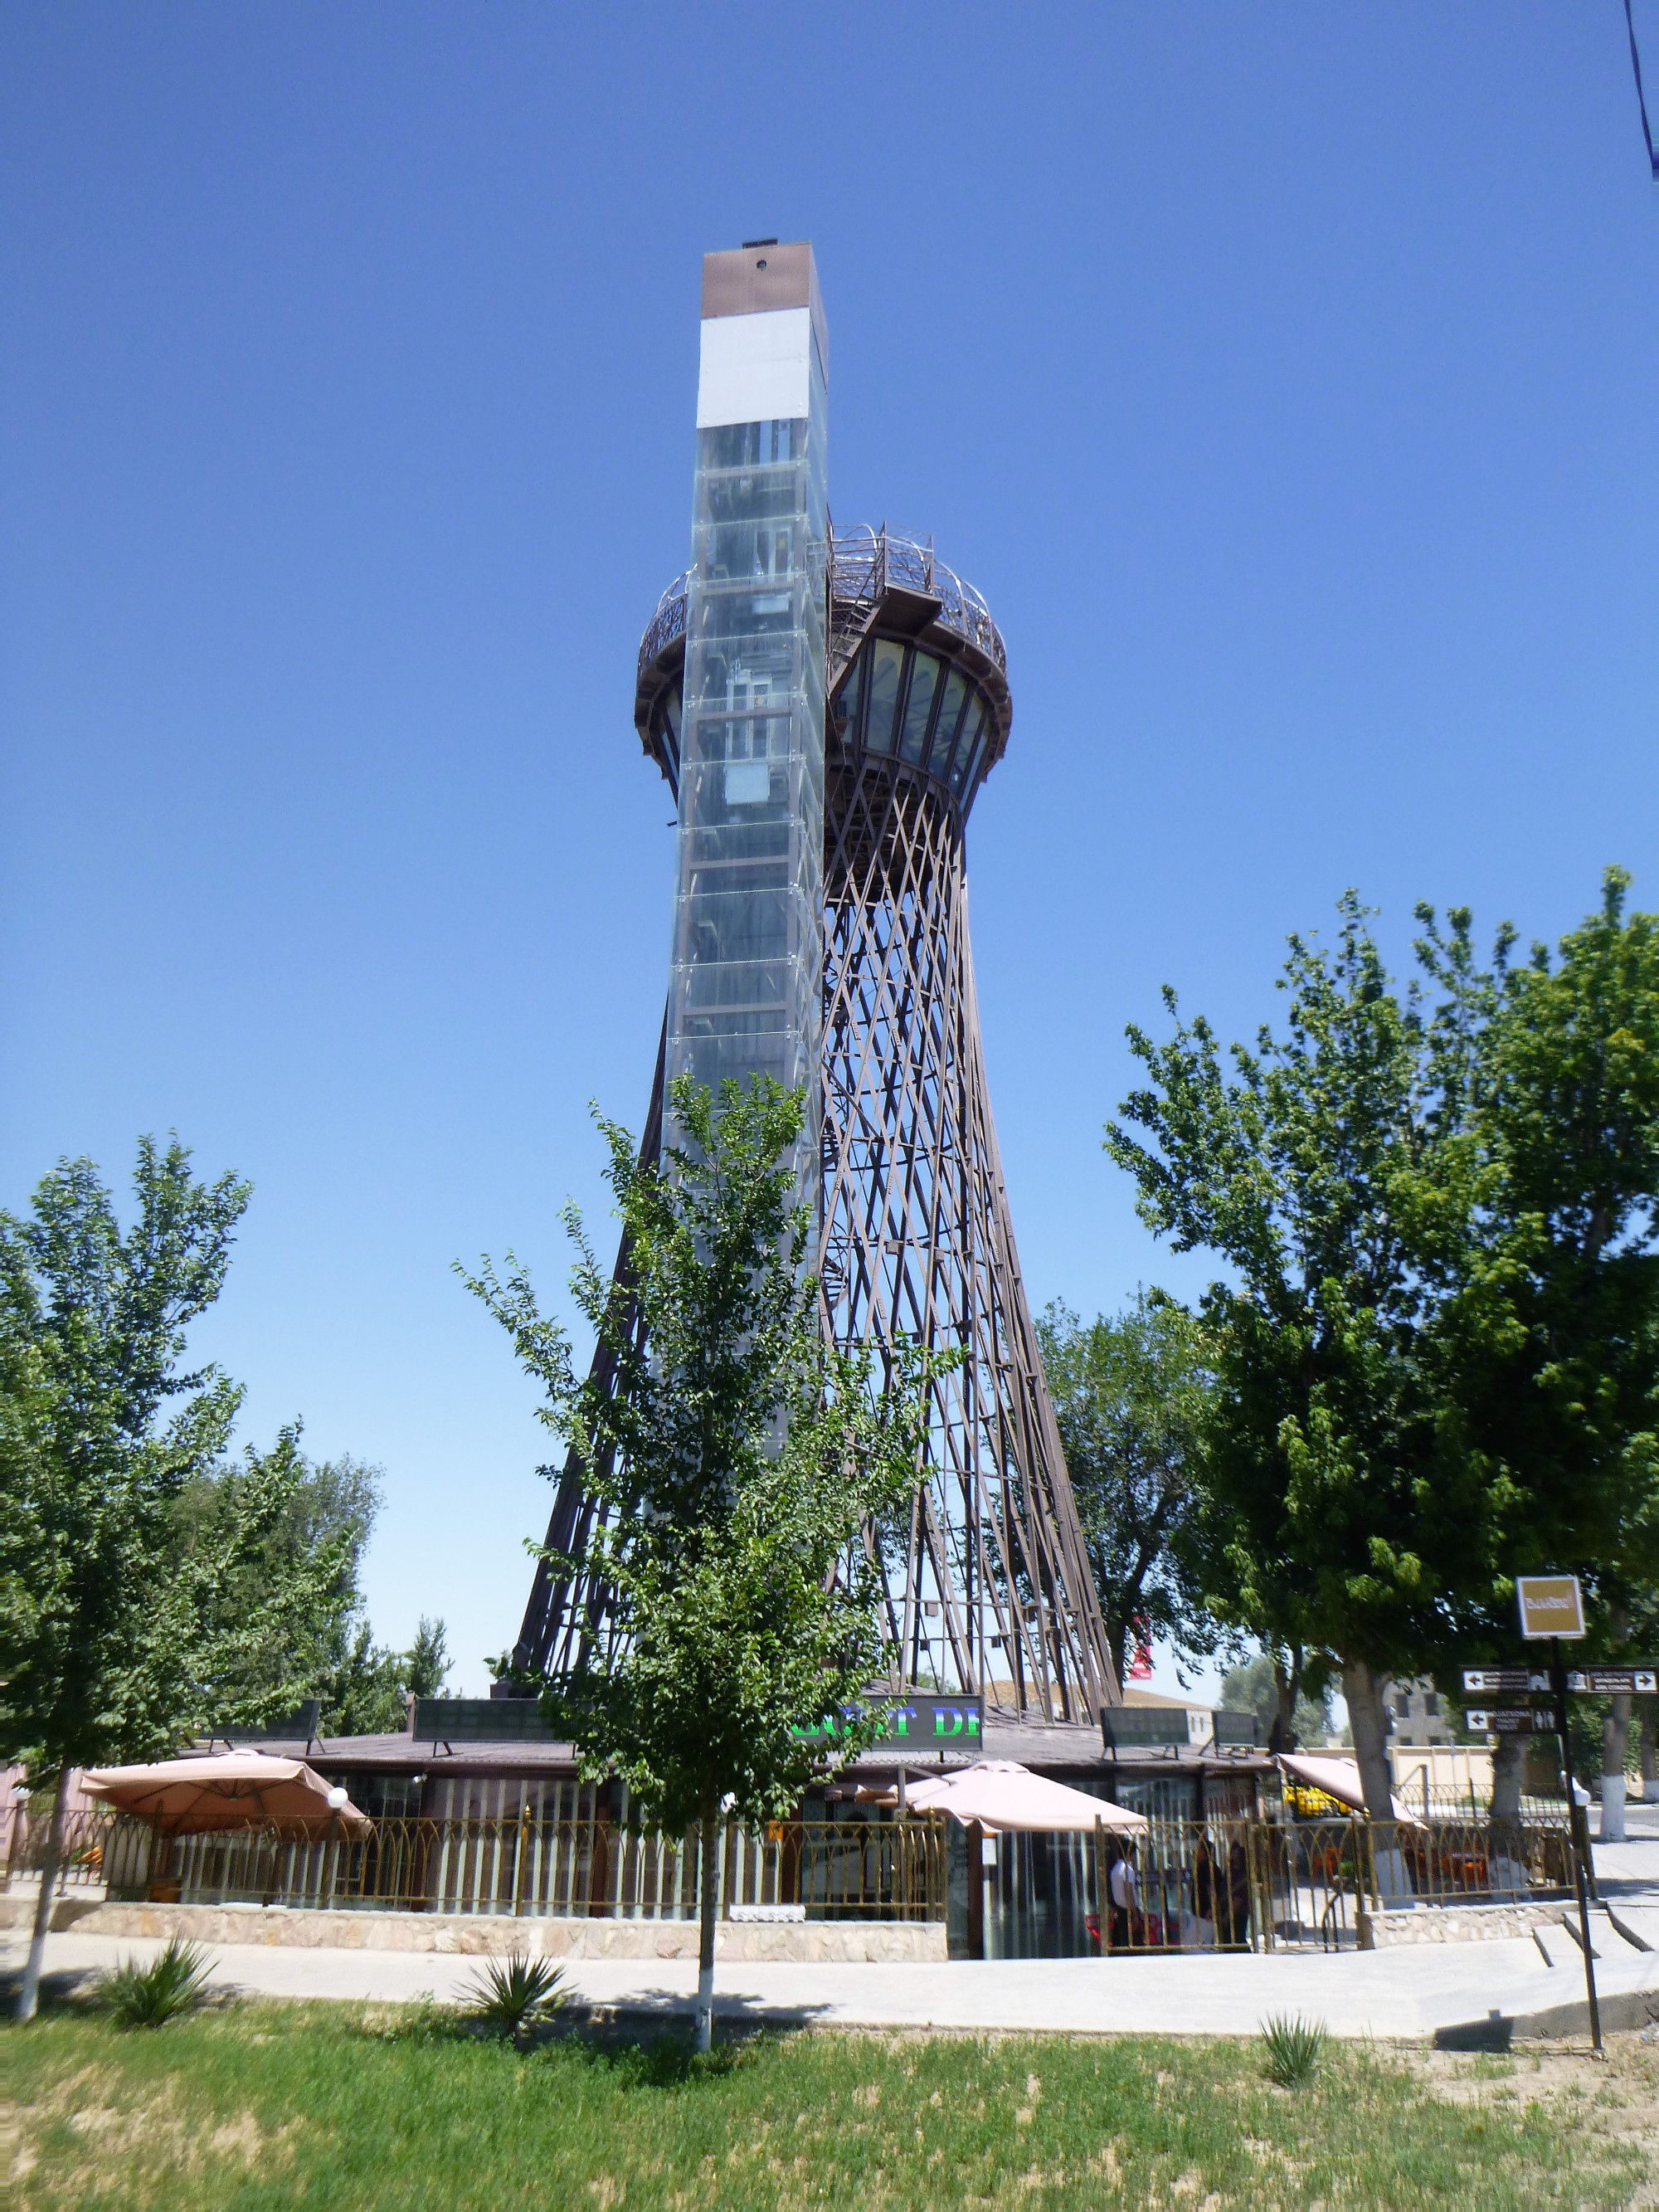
[1408,2030,1659,2205]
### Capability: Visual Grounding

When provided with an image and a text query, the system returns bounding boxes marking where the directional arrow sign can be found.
[1565,1669,1659,1697]
[1462,1669,1552,1694]
[1465,1709,1554,1734]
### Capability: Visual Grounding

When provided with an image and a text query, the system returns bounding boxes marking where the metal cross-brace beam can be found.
[501,1017,665,1689]
[819,753,1116,1721]
[509,538,1120,1724]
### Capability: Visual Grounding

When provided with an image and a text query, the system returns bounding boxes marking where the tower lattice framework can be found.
[508,527,1117,1724]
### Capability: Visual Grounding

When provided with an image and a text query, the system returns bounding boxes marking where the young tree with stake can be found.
[463,1076,942,2052]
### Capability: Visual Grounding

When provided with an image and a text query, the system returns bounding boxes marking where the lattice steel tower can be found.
[507,242,1117,1725]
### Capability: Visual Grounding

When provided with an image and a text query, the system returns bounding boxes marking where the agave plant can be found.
[1259,2012,1328,2088]
[100,1937,214,2030]
[464,1952,567,2045]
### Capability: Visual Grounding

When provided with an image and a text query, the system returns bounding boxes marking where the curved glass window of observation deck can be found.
[833,634,996,811]
[635,528,1010,820]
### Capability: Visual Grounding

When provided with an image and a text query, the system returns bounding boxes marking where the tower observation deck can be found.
[506,248,1118,1727]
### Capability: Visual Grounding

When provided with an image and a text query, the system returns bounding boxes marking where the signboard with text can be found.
[791,1693,983,1748]
[1464,1709,1554,1735]
[1568,1669,1658,1697]
[1516,1575,1585,1640]
[1463,1666,1659,1698]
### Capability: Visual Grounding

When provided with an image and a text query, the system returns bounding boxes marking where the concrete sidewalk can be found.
[10,1922,1659,2044]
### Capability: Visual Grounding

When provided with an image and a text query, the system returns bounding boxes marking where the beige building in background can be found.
[1383,1677,1492,1803]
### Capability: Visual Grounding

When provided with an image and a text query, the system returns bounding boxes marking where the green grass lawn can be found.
[4,1997,1647,2210]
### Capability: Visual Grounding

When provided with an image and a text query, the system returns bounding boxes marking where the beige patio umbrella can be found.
[868,1760,1150,1834]
[82,1751,372,1837]
[1277,1752,1427,1830]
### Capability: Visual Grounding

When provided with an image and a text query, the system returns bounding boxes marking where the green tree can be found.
[185,1442,454,1732]
[1105,895,1501,1840]
[316,1613,454,1733]
[181,1434,372,1719]
[1219,1650,1331,1751]
[1036,1292,1222,1689]
[1416,873,1659,1822]
[462,1076,941,2050]
[1107,874,1659,1843]
[0,1139,346,2020]
[405,1615,453,1701]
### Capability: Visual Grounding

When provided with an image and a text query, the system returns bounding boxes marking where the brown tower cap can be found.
[701,240,827,379]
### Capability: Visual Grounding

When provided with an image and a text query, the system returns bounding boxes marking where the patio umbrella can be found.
[82,1751,371,1838]
[1276,1752,1427,1830]
[868,1761,1149,1834]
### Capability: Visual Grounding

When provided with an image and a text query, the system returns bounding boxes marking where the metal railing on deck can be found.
[4,1807,151,1898]
[2,1808,947,1923]
[1087,1808,1576,1955]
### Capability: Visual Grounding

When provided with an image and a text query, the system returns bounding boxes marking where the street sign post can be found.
[1510,1576,1600,2050]
[1548,1636,1603,2051]
[1456,1576,1613,2049]
[1516,1575,1586,1640]
[1462,1669,1553,1695]
[1463,1665,1658,1698]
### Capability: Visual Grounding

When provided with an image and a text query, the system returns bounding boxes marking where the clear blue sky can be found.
[4,5,1655,1699]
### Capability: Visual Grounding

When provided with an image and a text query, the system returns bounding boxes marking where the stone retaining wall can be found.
[0,1894,946,1963]
[1364,1901,1557,1947]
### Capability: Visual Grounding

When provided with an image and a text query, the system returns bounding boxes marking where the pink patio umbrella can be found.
[866,1760,1149,1834]
[82,1751,371,1838]
[1277,1752,1427,1830]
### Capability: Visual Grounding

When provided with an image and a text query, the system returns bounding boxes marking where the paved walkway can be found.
[12,1921,1657,2044]
[11,1812,1659,2045]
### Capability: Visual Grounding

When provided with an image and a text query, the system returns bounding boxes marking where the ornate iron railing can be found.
[3,1807,151,1897]
[6,1809,947,1923]
[635,570,690,687]
[635,528,1007,691]
[1082,1810,1576,1956]
[827,526,1006,675]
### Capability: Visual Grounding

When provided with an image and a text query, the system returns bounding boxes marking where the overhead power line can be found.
[1627,0,1659,180]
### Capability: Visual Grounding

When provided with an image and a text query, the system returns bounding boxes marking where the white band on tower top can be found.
[694,239,829,429]
[697,307,815,430]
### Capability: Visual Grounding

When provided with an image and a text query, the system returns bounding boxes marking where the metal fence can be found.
[4,1807,152,1898]
[5,1807,948,1923]
[1086,1809,1576,1955]
[9,1800,1572,1954]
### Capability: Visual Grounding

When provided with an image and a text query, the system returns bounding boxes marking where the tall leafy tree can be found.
[1416,873,1659,1819]
[404,1616,454,1702]
[187,1440,454,1732]
[1219,1650,1332,1751]
[1105,895,1501,1832]
[463,1075,941,2050]
[1107,874,1659,1839]
[0,1140,345,2020]
[1036,1292,1221,1690]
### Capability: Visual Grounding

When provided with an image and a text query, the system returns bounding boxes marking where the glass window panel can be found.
[950,705,985,793]
[834,652,864,745]
[958,724,988,797]
[723,761,771,805]
[865,640,903,756]
[926,669,966,776]
[898,654,940,765]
